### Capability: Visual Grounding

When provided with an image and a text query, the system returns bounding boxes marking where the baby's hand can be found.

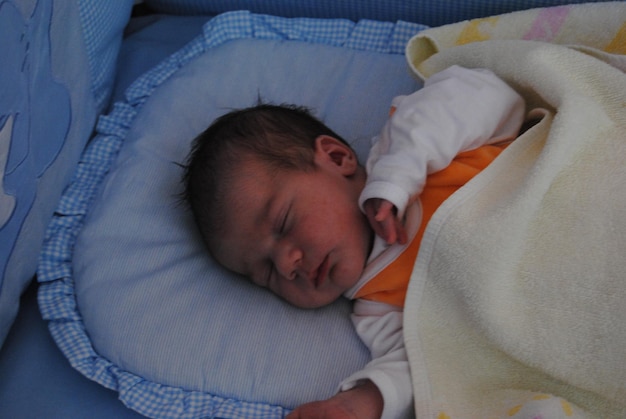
[285,381,383,419]
[363,198,407,245]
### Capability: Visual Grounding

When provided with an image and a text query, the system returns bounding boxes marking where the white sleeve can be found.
[339,299,413,419]
[359,65,526,215]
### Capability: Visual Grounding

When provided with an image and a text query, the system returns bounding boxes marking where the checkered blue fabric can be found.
[38,11,427,419]
[77,0,134,111]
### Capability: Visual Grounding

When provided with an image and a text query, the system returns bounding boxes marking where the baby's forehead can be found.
[223,154,308,195]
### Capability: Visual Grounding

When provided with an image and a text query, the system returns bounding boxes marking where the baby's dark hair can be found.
[182,103,350,249]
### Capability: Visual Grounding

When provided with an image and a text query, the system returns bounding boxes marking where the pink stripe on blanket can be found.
[523,6,570,41]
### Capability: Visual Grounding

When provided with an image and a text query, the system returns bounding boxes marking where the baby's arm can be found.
[286,380,383,419]
[287,304,409,419]
[338,300,413,419]
[360,65,526,225]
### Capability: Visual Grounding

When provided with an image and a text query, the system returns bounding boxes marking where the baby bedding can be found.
[143,0,604,27]
[10,0,618,418]
[38,11,425,418]
[0,0,132,348]
[403,3,626,418]
[78,0,134,110]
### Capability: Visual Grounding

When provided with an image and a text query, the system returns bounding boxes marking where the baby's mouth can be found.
[313,255,330,289]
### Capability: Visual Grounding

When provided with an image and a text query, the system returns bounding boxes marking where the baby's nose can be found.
[277,260,299,281]
[275,245,303,281]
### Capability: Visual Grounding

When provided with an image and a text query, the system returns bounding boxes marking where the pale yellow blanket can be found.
[403,3,626,418]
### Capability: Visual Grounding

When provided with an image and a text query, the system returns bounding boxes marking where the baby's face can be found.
[213,139,372,308]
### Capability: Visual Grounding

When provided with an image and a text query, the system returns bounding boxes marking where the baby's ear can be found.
[314,135,358,176]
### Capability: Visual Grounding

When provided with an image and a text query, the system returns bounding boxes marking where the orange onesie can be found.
[354,143,507,308]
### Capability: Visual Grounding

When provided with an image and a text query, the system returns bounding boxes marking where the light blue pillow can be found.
[38,11,425,418]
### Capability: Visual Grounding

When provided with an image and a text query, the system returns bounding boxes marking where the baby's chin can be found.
[286,286,348,310]
[287,296,341,310]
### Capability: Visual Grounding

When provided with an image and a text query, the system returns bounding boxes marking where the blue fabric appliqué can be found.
[0,0,70,285]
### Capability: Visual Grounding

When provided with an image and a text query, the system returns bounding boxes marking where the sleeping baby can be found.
[182,65,525,419]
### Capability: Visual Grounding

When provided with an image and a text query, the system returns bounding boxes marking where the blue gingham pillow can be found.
[38,11,425,419]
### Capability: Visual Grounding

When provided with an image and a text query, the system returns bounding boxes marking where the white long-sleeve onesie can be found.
[340,65,526,419]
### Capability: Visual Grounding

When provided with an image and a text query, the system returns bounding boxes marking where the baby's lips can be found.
[311,255,330,288]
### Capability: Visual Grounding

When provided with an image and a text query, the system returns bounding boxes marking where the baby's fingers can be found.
[378,215,399,245]
[375,201,407,244]
[395,219,408,245]
[365,214,390,244]
[373,200,395,222]
[363,198,406,244]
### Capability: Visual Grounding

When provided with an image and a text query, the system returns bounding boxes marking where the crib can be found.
[1,1,624,418]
